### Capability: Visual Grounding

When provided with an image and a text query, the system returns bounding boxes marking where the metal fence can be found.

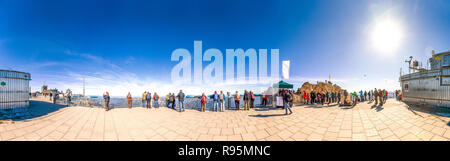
[0,70,31,110]
[66,95,274,110]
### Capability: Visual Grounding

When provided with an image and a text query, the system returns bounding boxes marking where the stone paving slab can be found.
[1,99,449,141]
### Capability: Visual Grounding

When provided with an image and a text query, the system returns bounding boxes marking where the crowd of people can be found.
[301,88,391,107]
[97,87,398,114]
[100,89,294,115]
[41,87,396,114]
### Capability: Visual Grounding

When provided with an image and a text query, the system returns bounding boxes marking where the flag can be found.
[282,60,290,79]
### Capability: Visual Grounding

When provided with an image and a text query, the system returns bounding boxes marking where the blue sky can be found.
[0,0,449,96]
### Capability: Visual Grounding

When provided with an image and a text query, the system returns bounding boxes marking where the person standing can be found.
[343,90,348,104]
[364,91,368,101]
[327,91,331,105]
[243,90,250,110]
[169,93,175,109]
[250,91,255,109]
[310,91,315,104]
[177,90,185,112]
[378,89,384,106]
[127,92,132,109]
[219,91,225,112]
[166,93,170,107]
[331,92,335,103]
[384,90,388,103]
[212,91,219,111]
[53,92,58,104]
[146,92,152,109]
[373,88,379,105]
[103,92,110,111]
[200,93,207,112]
[227,92,232,110]
[66,92,71,107]
[234,91,240,110]
[359,90,364,102]
[337,91,341,104]
[153,92,159,108]
[316,92,321,105]
[262,92,268,106]
[352,91,358,106]
[142,91,147,107]
[321,92,325,105]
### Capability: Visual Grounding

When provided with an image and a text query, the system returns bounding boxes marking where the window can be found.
[404,82,409,92]
[443,55,450,67]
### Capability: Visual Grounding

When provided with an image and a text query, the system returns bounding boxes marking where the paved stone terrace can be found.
[1,99,449,141]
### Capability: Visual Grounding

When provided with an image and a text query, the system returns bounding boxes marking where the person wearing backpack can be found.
[219,91,225,112]
[212,91,219,112]
[201,93,207,112]
[284,90,293,115]
[146,92,152,109]
[234,91,240,110]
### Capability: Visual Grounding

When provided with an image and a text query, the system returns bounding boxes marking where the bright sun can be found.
[371,18,403,53]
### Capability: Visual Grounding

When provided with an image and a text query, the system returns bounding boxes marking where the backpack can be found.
[287,94,293,102]
[201,96,207,104]
[251,93,255,100]
[213,94,218,100]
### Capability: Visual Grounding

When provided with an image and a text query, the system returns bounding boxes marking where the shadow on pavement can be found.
[304,104,335,108]
[406,103,450,118]
[254,107,281,111]
[0,100,67,121]
[249,113,286,118]
[407,106,424,117]
[375,106,384,112]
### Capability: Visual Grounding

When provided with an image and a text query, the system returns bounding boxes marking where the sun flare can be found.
[371,18,403,53]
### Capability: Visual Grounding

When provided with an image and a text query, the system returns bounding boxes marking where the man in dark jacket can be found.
[310,92,315,104]
[177,90,185,112]
[146,92,152,109]
[284,91,293,115]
